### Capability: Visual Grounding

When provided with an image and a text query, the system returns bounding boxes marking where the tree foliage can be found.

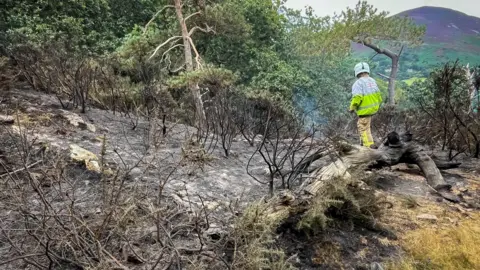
[340,1,425,47]
[1,0,158,54]
[338,0,426,105]
[0,0,437,127]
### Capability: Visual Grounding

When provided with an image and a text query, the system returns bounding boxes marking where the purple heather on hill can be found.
[397,6,480,43]
[353,6,480,54]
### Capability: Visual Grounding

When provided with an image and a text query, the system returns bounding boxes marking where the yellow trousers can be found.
[357,116,374,147]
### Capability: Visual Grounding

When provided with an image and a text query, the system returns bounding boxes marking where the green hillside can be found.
[353,6,480,81]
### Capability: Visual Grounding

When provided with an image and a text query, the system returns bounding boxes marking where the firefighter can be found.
[349,62,382,148]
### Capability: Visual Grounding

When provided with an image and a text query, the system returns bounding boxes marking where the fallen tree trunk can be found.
[300,132,460,195]
[266,132,460,225]
[432,160,462,170]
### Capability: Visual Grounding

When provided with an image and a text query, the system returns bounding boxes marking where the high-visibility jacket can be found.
[349,77,382,116]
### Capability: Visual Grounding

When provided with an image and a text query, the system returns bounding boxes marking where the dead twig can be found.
[0,160,42,178]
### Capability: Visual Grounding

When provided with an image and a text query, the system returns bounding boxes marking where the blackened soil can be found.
[276,218,399,270]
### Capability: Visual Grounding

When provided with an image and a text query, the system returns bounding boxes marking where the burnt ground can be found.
[1,88,480,269]
[277,223,399,270]
[273,160,480,270]
[0,88,270,209]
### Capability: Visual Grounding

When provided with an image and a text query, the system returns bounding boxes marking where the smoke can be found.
[292,88,327,135]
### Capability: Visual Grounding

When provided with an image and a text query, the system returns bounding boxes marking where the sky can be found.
[285,0,480,18]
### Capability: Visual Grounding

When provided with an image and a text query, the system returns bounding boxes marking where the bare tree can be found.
[204,86,239,157]
[410,61,480,159]
[148,1,215,132]
[234,96,267,147]
[10,44,99,113]
[246,101,325,197]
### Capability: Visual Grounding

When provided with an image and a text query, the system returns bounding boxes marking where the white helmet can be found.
[354,62,370,77]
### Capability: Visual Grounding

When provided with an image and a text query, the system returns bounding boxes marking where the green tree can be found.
[339,0,425,106]
[281,6,357,119]
[1,0,158,55]
[197,0,289,85]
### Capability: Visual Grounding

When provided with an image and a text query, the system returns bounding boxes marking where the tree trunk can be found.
[465,65,480,113]
[401,144,451,190]
[388,56,399,106]
[297,132,459,197]
[362,42,402,107]
[259,132,462,240]
[174,0,193,72]
[174,0,207,131]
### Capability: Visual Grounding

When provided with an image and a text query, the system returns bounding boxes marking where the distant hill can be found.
[398,6,480,44]
[354,6,480,80]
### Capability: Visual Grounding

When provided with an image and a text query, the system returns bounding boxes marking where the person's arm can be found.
[349,81,363,112]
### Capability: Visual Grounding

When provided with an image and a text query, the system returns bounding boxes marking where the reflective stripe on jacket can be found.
[349,77,382,116]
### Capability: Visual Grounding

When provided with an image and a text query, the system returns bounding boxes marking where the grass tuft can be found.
[388,218,480,270]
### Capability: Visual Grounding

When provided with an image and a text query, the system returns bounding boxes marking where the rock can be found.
[69,144,101,173]
[360,236,368,245]
[249,166,270,176]
[0,115,14,125]
[59,110,95,132]
[59,110,83,126]
[29,172,43,180]
[103,168,115,177]
[416,214,438,222]
[70,144,97,162]
[78,122,96,133]
[370,262,384,270]
[86,160,100,172]
[129,167,143,179]
[25,107,40,113]
[205,201,220,211]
